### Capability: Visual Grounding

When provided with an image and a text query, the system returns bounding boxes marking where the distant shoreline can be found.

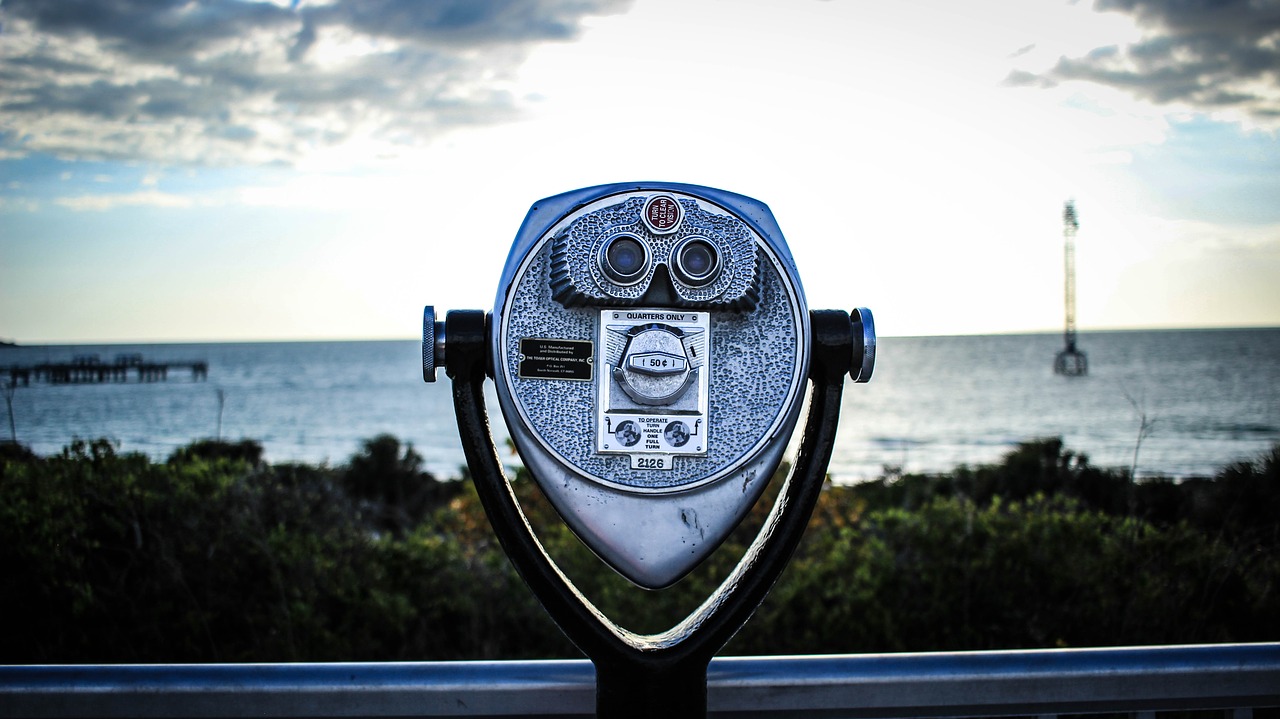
[2,325,1278,348]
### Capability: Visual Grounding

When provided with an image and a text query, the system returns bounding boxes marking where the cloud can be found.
[53,189,201,211]
[1007,0,1280,126]
[0,0,631,165]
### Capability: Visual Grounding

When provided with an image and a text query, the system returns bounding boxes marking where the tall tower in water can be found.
[1054,200,1087,376]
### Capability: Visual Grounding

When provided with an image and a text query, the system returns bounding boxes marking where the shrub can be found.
[2,437,1275,662]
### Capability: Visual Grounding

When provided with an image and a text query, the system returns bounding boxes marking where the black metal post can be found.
[445,308,854,718]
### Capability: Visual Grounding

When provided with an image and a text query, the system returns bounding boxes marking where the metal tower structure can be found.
[1054,200,1087,375]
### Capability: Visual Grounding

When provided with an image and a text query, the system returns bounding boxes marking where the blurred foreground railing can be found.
[2,643,1278,718]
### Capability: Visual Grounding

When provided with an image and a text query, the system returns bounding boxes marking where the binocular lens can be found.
[674,238,720,286]
[601,234,649,284]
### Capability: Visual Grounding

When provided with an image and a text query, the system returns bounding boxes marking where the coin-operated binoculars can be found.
[423,182,874,718]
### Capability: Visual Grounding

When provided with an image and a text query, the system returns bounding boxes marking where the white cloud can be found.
[0,0,632,166]
[53,190,201,211]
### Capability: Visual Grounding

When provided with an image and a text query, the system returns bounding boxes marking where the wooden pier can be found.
[3,354,208,386]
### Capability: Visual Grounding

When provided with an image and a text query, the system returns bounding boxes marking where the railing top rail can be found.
[3,643,1278,718]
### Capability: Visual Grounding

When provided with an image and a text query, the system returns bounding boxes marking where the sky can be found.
[1,0,1278,343]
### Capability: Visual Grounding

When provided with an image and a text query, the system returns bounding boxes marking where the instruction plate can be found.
[595,309,710,466]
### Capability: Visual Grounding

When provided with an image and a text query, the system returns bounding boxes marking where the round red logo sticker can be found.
[642,194,683,234]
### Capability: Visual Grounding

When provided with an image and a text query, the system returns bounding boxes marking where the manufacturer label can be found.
[518,338,594,381]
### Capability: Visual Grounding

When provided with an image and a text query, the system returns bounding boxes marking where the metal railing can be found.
[3,643,1278,718]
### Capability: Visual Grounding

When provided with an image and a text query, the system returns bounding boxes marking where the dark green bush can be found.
[1,436,1275,663]
[167,438,265,466]
[341,434,462,536]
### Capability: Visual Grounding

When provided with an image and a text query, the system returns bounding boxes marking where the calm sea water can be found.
[3,328,1277,482]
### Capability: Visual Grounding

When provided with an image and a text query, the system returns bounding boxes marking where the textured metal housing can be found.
[491,182,810,588]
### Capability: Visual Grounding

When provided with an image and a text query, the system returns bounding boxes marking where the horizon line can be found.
[4,323,1279,347]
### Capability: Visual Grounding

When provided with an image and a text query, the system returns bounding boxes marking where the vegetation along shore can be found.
[1,435,1276,663]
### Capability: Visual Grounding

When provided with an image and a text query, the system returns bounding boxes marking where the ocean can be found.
[2,328,1277,482]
